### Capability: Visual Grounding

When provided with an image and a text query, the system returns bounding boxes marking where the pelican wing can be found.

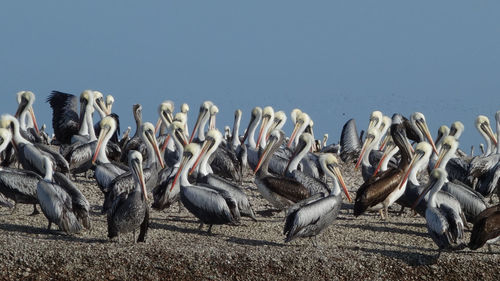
[0,167,41,200]
[261,176,310,203]
[181,186,235,224]
[46,91,79,144]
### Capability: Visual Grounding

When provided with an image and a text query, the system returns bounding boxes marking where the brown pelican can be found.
[171,143,239,234]
[92,116,127,192]
[189,101,213,143]
[0,128,41,215]
[413,168,465,258]
[284,154,351,245]
[152,121,187,211]
[287,112,310,148]
[432,136,488,222]
[254,130,310,210]
[0,114,69,176]
[193,129,257,221]
[354,123,413,219]
[107,150,149,243]
[37,155,90,234]
[469,204,500,252]
[103,122,164,213]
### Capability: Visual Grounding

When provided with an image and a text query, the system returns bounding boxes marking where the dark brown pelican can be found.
[469,204,500,252]
[107,151,149,243]
[413,168,465,259]
[0,128,41,215]
[284,154,351,245]
[37,155,90,234]
[354,123,413,219]
[170,143,239,234]
[254,130,310,210]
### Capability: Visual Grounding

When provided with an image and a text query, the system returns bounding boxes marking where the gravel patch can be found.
[0,158,498,280]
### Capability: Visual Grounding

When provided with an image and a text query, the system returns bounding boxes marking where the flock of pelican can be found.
[0,90,499,259]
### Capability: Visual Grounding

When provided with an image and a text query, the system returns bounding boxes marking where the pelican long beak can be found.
[132,159,148,201]
[155,117,162,135]
[434,146,449,169]
[146,130,165,169]
[379,134,390,151]
[189,139,212,176]
[97,99,107,116]
[398,152,420,190]
[176,129,188,146]
[330,165,352,202]
[209,115,216,130]
[481,122,498,146]
[160,134,171,152]
[287,121,302,148]
[256,116,269,149]
[416,120,438,155]
[28,107,39,134]
[92,127,109,164]
[254,136,278,173]
[170,156,189,192]
[355,135,374,170]
[189,111,204,143]
[266,119,279,141]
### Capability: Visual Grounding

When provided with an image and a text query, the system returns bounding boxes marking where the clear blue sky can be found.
[1,1,499,150]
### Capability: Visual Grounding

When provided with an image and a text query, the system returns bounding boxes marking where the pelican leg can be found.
[398,205,405,216]
[198,223,204,230]
[487,244,492,253]
[378,209,386,220]
[10,203,17,215]
[177,201,183,213]
[47,221,52,230]
[29,204,39,216]
[384,206,389,220]
[207,224,213,235]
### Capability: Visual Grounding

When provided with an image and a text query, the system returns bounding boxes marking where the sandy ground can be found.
[0,160,499,281]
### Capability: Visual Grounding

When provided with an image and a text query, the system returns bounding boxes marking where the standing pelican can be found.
[254,130,310,210]
[170,143,239,234]
[0,128,41,215]
[412,168,465,259]
[354,123,413,219]
[107,151,149,243]
[469,204,500,252]
[37,155,90,234]
[284,154,352,245]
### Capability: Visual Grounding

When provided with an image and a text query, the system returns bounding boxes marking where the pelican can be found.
[120,104,144,162]
[339,119,362,162]
[170,143,239,234]
[449,121,465,141]
[469,204,500,252]
[14,91,41,143]
[103,122,165,213]
[433,136,488,221]
[284,154,352,245]
[475,115,497,156]
[154,100,174,136]
[0,114,69,176]
[413,168,465,258]
[254,130,310,210]
[285,133,327,194]
[354,123,413,219]
[107,151,149,243]
[433,136,470,185]
[46,90,80,144]
[92,116,127,193]
[37,155,90,234]
[152,121,187,211]
[287,112,310,148]
[266,110,287,141]
[193,129,257,221]
[0,128,41,215]
[189,101,213,143]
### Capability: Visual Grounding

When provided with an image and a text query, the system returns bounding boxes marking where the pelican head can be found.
[434,136,458,169]
[449,121,464,140]
[209,105,219,130]
[170,143,201,192]
[287,112,310,148]
[14,91,39,134]
[321,153,352,202]
[476,115,497,147]
[189,101,213,143]
[412,168,448,210]
[255,129,284,173]
[105,95,114,115]
[240,106,262,146]
[290,108,302,125]
[268,110,287,137]
[191,129,223,174]
[181,103,189,114]
[355,127,380,169]
[411,112,438,154]
[256,106,274,148]
[368,111,383,131]
[92,91,107,117]
[398,142,432,189]
[170,120,188,146]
